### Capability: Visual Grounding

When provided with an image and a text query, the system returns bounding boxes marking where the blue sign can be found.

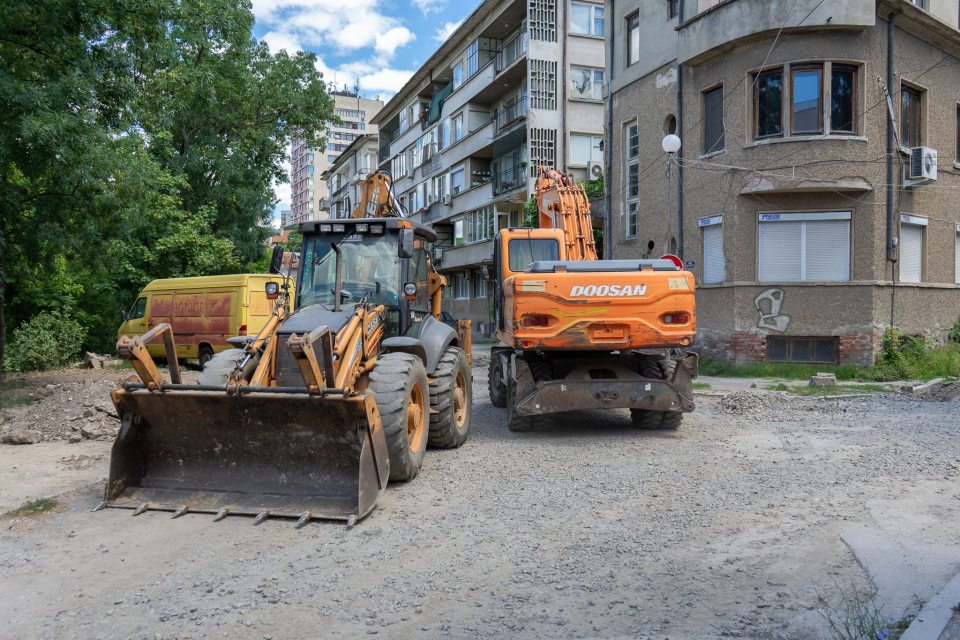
[685,261,695,268]
[760,214,781,221]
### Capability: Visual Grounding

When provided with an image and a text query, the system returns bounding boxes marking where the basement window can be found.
[768,337,838,364]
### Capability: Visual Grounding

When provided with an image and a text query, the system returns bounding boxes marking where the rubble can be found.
[809,372,838,387]
[914,380,960,402]
[720,390,846,422]
[1,428,42,445]
[83,352,121,369]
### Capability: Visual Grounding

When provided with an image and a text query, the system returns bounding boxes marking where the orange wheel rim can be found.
[407,381,425,452]
[453,370,467,428]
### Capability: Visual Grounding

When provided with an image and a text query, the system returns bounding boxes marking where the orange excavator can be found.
[488,167,698,431]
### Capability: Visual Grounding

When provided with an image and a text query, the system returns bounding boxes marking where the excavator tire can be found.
[197,348,243,386]
[368,352,429,481]
[428,346,472,448]
[488,356,507,408]
[507,361,555,432]
[631,360,665,430]
[658,359,683,430]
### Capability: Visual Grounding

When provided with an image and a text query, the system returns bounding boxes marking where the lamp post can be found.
[661,134,681,257]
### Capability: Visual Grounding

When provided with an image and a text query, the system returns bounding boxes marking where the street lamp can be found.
[661,134,681,258]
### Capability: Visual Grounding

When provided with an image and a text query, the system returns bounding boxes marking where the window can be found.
[902,86,922,148]
[900,215,926,282]
[627,14,640,67]
[570,67,604,100]
[474,272,487,298]
[957,106,960,162]
[831,65,858,133]
[668,0,679,19]
[907,0,924,7]
[129,297,147,320]
[471,206,495,242]
[467,40,479,77]
[451,166,465,194]
[791,65,822,134]
[440,118,450,149]
[701,217,724,283]
[453,64,463,89]
[454,218,465,245]
[625,123,639,239]
[755,69,783,138]
[570,134,603,165]
[432,174,447,201]
[508,238,560,272]
[769,337,838,364]
[392,153,406,178]
[704,86,725,153]
[454,274,470,299]
[956,225,960,285]
[758,212,851,282]
[453,113,464,142]
[328,155,337,162]
[571,2,604,36]
[399,109,407,133]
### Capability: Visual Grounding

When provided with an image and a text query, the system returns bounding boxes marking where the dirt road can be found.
[2,362,958,640]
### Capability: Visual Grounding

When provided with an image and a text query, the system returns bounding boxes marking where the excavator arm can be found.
[349,171,406,219]
[534,167,598,262]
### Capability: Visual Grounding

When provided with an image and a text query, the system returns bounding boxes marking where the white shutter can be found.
[703,224,725,283]
[759,222,802,281]
[804,220,850,281]
[900,224,923,282]
[955,232,960,285]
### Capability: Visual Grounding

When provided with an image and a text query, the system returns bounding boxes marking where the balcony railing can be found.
[495,96,528,135]
[494,30,527,75]
[492,164,528,196]
[378,126,396,163]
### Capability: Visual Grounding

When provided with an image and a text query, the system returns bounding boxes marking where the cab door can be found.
[118,296,149,340]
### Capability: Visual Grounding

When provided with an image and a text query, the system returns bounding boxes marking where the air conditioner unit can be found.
[432,247,444,263]
[442,193,453,206]
[587,160,603,180]
[906,146,937,186]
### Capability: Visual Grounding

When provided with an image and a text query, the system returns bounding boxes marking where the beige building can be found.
[370,0,607,335]
[290,90,384,225]
[321,134,380,219]
[607,0,960,365]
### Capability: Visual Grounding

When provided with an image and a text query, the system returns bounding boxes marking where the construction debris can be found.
[809,372,838,387]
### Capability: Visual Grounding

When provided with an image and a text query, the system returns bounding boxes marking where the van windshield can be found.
[298,232,402,310]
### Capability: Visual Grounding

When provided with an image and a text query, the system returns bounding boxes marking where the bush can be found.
[3,312,86,373]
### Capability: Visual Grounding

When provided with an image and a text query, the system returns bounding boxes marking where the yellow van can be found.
[117,274,294,365]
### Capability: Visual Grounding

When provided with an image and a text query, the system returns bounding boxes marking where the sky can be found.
[251,0,481,225]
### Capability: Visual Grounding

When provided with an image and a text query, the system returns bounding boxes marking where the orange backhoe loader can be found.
[488,167,698,431]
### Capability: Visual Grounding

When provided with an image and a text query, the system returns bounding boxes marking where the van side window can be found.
[130,298,147,320]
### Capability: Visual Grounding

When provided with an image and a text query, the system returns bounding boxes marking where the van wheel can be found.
[198,346,215,367]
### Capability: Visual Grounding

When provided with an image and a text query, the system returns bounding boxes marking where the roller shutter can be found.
[758,221,802,281]
[900,224,923,282]
[703,224,725,283]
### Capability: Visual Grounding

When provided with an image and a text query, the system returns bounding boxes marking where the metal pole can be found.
[666,154,673,255]
[676,65,683,261]
[886,13,896,264]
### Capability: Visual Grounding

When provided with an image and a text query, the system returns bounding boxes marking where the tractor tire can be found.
[507,361,555,432]
[368,352,429,481]
[197,348,243,386]
[428,346,472,448]
[198,346,215,367]
[488,355,507,408]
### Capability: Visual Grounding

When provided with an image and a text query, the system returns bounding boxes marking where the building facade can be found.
[322,134,381,219]
[607,0,960,365]
[290,91,384,226]
[370,0,607,335]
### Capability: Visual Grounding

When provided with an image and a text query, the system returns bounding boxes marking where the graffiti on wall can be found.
[755,288,791,333]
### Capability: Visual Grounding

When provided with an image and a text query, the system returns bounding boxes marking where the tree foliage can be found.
[0,0,334,375]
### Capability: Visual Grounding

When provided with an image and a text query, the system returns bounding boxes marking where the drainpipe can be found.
[605,0,614,260]
[887,12,897,331]
[676,2,683,261]
[562,1,568,174]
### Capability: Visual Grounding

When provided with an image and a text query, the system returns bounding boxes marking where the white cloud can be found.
[262,31,302,54]
[412,0,446,15]
[434,19,463,42]
[359,68,415,94]
[375,27,415,57]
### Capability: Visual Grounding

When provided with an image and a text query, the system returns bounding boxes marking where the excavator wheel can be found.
[488,356,507,408]
[197,348,243,386]
[631,360,665,430]
[368,352,429,481]
[428,346,472,448]
[658,359,683,430]
[507,361,555,432]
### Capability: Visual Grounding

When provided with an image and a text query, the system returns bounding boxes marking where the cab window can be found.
[130,297,147,320]
[507,238,560,272]
[405,238,432,337]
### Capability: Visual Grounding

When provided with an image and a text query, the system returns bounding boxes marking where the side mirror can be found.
[265,281,280,300]
[120,310,129,322]
[268,245,284,274]
[398,228,414,259]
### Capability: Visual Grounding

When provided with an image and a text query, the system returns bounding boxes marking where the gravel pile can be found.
[720,390,846,422]
[0,379,122,443]
[916,380,960,402]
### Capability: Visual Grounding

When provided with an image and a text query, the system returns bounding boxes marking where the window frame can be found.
[703,84,725,154]
[899,214,927,283]
[569,66,604,101]
[453,63,463,89]
[830,64,859,134]
[626,13,640,67]
[569,133,603,166]
[700,216,724,284]
[790,64,823,135]
[571,2,604,37]
[901,85,923,149]
[754,68,785,139]
[668,0,679,19]
[624,122,639,239]
[757,211,852,283]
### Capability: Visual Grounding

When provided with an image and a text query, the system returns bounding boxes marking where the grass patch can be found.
[4,497,58,519]
[766,383,893,397]
[0,377,37,410]
[700,358,862,381]
[105,359,134,370]
[815,581,913,640]
[692,382,711,390]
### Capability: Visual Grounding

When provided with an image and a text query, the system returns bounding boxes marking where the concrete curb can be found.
[909,378,945,395]
[901,572,960,640]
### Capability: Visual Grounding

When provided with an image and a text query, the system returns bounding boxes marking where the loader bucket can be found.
[101,388,390,524]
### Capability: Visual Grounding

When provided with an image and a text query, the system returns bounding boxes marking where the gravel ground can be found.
[1,360,959,640]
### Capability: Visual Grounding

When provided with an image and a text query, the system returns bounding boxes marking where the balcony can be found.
[494,30,527,75]
[494,96,527,136]
[378,126,396,164]
[492,164,527,196]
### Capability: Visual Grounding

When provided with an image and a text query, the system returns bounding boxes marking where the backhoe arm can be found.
[534,167,598,261]
[349,171,405,218]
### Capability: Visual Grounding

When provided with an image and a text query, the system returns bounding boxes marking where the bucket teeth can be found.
[172,506,189,518]
[91,502,106,512]
[214,508,229,521]
[133,503,149,516]
[254,510,269,524]
[296,512,311,527]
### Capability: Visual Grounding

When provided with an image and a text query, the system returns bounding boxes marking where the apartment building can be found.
[607,0,960,365]
[290,90,384,225]
[322,134,381,219]
[370,0,606,334]
[280,209,293,229]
